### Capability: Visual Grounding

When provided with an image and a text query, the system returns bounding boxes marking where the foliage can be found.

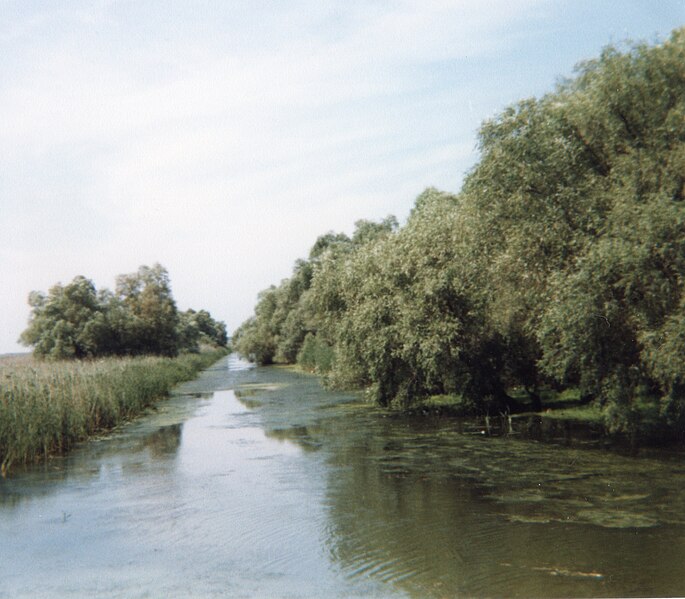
[532,30,685,430]
[177,308,229,352]
[19,276,105,359]
[296,332,334,373]
[234,29,685,437]
[20,264,228,359]
[232,217,398,366]
[113,264,180,356]
[410,394,478,417]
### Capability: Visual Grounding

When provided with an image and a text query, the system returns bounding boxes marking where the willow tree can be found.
[234,217,398,367]
[19,276,106,359]
[114,264,180,356]
[463,29,685,430]
[534,31,685,431]
[234,28,685,435]
[21,263,227,360]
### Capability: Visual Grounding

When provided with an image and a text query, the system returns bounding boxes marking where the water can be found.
[1,355,684,598]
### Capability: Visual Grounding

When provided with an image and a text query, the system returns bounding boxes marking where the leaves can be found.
[234,28,685,433]
[20,264,227,359]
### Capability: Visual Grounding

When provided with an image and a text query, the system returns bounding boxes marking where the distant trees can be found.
[178,308,229,352]
[234,28,685,436]
[232,216,398,368]
[19,276,105,359]
[113,264,180,356]
[20,264,227,359]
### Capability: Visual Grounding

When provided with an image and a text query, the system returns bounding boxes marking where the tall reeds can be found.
[0,351,226,475]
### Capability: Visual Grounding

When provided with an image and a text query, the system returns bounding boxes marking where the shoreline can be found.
[0,349,228,476]
[401,398,685,454]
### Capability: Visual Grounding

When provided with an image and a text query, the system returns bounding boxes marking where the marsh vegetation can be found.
[0,349,227,475]
[0,262,230,474]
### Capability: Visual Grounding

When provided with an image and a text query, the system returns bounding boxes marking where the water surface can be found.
[1,355,683,597]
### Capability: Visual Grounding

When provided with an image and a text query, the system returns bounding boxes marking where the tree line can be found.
[20,263,227,359]
[234,29,685,437]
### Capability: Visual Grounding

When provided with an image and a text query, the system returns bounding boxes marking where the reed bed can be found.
[0,350,227,475]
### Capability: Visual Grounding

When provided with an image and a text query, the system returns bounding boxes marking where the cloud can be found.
[16,0,678,352]
[0,1,551,351]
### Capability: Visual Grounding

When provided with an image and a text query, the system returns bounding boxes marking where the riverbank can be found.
[401,389,682,452]
[0,349,228,475]
[286,361,683,451]
[2,356,684,597]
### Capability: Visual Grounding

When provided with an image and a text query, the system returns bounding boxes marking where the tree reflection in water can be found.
[242,367,685,598]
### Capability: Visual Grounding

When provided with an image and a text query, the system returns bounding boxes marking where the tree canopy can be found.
[20,264,228,359]
[237,29,685,436]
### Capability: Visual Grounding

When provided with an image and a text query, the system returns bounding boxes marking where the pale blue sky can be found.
[1,1,683,354]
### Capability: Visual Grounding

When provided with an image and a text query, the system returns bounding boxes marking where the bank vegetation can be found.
[234,29,685,444]
[0,350,227,475]
[20,263,227,360]
[0,264,230,475]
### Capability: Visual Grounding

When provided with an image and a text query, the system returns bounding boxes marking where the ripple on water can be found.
[2,356,685,599]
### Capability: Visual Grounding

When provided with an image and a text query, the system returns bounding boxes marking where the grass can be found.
[404,393,478,416]
[536,404,603,424]
[0,349,227,475]
[408,387,603,423]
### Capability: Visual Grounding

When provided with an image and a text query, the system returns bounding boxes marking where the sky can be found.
[1,1,683,354]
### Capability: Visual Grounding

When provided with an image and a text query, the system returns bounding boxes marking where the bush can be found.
[296,333,334,373]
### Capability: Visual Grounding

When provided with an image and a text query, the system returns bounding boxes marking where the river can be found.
[1,354,684,598]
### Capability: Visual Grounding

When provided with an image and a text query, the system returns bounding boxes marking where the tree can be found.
[114,264,180,356]
[19,277,105,359]
[232,288,279,364]
[21,263,226,359]
[233,29,685,435]
[177,308,228,352]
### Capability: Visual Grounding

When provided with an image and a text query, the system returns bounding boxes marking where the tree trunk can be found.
[527,388,543,412]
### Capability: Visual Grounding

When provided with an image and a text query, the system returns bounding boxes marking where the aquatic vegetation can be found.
[404,394,478,416]
[575,509,659,529]
[0,350,227,474]
[540,405,603,423]
[230,363,685,597]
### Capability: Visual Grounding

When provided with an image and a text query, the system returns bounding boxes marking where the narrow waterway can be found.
[1,355,684,598]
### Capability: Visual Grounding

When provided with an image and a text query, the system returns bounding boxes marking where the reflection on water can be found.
[1,355,684,598]
[317,413,685,597]
[143,423,183,457]
[228,364,685,598]
[0,356,391,599]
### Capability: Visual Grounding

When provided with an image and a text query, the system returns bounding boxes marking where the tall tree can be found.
[19,276,105,359]
[114,264,180,356]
